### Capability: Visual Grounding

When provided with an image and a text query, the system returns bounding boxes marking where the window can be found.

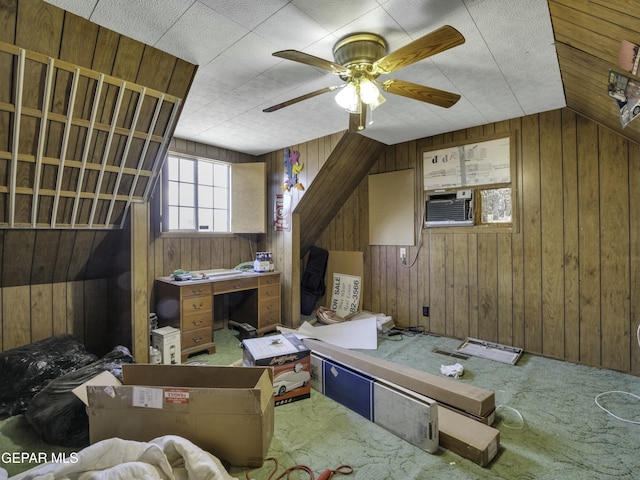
[162,154,231,232]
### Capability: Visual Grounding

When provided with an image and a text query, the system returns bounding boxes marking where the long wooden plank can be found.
[521,114,543,353]
[451,234,468,338]
[50,67,80,227]
[539,110,565,359]
[576,116,601,366]
[2,285,30,349]
[30,284,53,342]
[629,142,640,375]
[598,128,630,371]
[561,110,580,363]
[429,233,446,335]
[477,234,498,341]
[8,48,24,227]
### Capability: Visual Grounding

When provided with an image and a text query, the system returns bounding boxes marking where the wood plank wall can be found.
[261,133,344,326]
[0,0,195,356]
[312,109,640,375]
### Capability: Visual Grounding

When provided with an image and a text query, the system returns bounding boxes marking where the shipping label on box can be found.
[243,333,310,406]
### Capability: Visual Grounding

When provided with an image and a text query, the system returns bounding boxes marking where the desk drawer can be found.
[182,326,212,349]
[181,283,212,298]
[260,308,281,328]
[183,311,212,331]
[259,274,280,286]
[213,276,258,293]
[259,296,280,324]
[260,284,280,298]
[182,296,212,315]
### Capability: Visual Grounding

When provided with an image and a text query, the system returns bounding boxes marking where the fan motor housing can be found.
[333,33,387,69]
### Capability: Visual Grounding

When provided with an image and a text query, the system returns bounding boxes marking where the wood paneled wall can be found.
[261,133,344,325]
[0,0,194,355]
[314,109,640,375]
[0,228,125,354]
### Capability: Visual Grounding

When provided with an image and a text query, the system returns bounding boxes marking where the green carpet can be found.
[2,327,639,479]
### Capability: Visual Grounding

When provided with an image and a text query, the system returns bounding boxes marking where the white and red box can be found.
[242,333,310,406]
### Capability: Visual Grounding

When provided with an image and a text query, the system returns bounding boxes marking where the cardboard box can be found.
[85,364,274,467]
[243,333,310,406]
[151,326,181,364]
[439,406,500,467]
[303,338,494,417]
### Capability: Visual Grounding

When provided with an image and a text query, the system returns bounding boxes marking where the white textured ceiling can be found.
[45,0,566,156]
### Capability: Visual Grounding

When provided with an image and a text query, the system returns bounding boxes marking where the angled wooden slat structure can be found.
[0,40,183,229]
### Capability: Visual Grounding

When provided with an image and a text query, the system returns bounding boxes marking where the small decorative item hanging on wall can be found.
[274,193,292,231]
[281,147,304,191]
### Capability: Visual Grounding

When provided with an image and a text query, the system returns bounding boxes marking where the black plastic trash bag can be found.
[25,345,135,447]
[0,334,97,416]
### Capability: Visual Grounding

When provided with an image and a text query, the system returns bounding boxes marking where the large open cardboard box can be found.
[85,364,274,467]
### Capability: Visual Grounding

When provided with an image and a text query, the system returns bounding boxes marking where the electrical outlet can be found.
[400,248,406,261]
[422,306,429,316]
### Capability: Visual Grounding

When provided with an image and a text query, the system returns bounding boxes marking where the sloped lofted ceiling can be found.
[549,0,640,146]
[43,0,567,156]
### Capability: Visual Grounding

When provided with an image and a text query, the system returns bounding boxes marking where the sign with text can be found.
[423,136,511,190]
[330,273,361,318]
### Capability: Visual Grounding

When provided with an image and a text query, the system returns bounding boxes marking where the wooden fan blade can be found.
[273,50,348,74]
[263,86,339,112]
[381,79,460,108]
[374,25,465,74]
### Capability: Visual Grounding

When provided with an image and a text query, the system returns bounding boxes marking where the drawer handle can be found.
[192,302,204,309]
[192,319,203,326]
[192,337,203,344]
[190,288,203,295]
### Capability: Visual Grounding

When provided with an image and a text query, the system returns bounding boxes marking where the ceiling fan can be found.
[263,25,465,131]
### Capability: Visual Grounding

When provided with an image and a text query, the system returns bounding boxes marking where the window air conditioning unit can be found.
[425,190,474,227]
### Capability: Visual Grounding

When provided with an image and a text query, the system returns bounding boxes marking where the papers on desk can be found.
[278,316,377,350]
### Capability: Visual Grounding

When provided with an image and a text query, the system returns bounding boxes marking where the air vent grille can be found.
[425,192,473,227]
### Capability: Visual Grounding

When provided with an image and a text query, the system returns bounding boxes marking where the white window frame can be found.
[161,153,231,233]
[160,153,267,235]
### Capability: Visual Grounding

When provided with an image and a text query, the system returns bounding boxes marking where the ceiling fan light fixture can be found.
[369,93,386,110]
[359,78,379,104]
[335,82,359,112]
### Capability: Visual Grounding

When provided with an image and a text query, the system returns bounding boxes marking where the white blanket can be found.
[10,436,238,480]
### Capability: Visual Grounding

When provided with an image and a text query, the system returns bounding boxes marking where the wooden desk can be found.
[155,270,281,361]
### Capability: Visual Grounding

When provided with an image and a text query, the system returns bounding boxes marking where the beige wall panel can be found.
[232,162,266,234]
[368,169,415,246]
